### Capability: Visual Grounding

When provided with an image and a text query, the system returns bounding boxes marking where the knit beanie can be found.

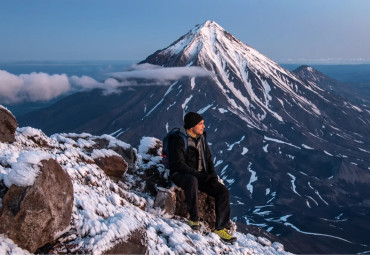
[184,112,204,129]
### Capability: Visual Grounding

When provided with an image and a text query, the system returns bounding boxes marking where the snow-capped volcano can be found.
[19,21,370,254]
[140,20,370,137]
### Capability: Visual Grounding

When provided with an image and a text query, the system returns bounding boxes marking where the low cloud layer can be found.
[110,63,213,83]
[0,64,212,104]
[70,76,123,95]
[0,70,71,104]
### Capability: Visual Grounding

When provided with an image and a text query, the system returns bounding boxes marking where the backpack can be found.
[161,128,188,169]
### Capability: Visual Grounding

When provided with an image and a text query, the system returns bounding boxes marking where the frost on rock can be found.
[0,234,31,255]
[0,126,292,254]
[0,148,51,187]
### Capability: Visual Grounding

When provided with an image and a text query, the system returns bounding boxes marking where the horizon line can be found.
[1,59,370,66]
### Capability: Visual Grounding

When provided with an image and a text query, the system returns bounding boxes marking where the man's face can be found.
[190,120,205,136]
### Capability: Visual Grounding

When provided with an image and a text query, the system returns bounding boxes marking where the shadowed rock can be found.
[0,106,17,143]
[91,137,138,173]
[104,227,148,254]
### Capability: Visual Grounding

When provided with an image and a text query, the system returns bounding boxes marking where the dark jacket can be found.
[169,131,216,177]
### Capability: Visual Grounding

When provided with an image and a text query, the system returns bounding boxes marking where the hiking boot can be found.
[189,220,200,230]
[214,228,237,243]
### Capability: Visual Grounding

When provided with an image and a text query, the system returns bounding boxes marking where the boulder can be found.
[92,137,138,173]
[104,227,148,254]
[154,187,177,216]
[154,186,216,229]
[144,165,171,196]
[174,187,216,229]
[94,155,128,178]
[0,159,74,253]
[0,106,17,143]
[110,145,138,173]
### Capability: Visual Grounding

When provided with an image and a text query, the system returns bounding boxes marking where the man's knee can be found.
[172,173,198,190]
[185,174,198,189]
[215,182,230,198]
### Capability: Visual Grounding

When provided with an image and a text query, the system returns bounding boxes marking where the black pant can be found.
[171,172,231,230]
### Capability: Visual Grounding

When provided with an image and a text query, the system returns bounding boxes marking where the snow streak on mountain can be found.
[19,20,370,254]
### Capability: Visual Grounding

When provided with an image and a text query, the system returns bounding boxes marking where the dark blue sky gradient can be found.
[1,0,370,63]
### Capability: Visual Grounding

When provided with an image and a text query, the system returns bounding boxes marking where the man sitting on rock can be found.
[169,112,237,243]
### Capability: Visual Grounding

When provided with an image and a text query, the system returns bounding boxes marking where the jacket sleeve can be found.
[169,135,199,176]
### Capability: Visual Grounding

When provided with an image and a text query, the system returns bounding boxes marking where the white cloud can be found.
[0,70,70,104]
[70,76,122,95]
[0,64,213,104]
[110,64,213,82]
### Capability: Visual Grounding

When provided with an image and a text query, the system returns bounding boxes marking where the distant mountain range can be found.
[18,21,370,254]
[292,65,370,108]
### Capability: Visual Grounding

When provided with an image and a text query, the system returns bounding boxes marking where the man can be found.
[169,112,237,243]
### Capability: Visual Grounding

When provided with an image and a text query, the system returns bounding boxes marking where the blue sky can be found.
[1,0,370,64]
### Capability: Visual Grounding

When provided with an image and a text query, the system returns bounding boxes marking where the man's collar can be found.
[185,129,199,139]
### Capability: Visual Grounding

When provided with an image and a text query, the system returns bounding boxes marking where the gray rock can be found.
[154,187,177,216]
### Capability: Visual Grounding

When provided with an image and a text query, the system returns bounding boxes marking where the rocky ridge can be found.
[0,107,292,254]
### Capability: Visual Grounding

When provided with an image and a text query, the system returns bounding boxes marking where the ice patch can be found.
[182,95,193,110]
[263,144,269,152]
[226,136,245,151]
[302,144,314,150]
[246,163,257,195]
[266,188,270,195]
[214,160,223,167]
[287,173,301,197]
[359,148,370,154]
[324,150,333,156]
[218,108,228,113]
[264,136,301,149]
[284,222,352,243]
[241,147,248,155]
[198,104,213,114]
[190,76,195,90]
[308,182,329,205]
